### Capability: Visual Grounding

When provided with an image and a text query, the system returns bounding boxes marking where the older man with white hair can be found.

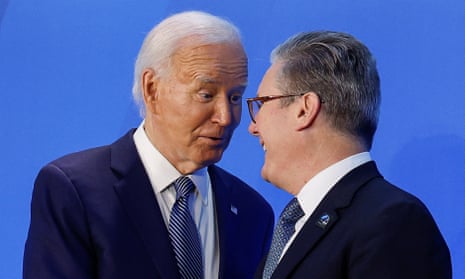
[24,11,274,279]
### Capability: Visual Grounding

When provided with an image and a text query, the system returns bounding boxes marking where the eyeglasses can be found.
[246,93,307,123]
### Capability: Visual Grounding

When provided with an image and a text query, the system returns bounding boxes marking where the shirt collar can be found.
[297,152,372,217]
[133,121,209,204]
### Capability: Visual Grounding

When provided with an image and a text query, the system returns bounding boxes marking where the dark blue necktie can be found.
[168,176,203,279]
[263,197,304,279]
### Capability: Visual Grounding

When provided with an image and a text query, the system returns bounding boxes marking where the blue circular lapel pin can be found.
[316,213,330,229]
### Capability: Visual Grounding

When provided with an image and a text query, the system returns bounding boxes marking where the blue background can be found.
[1,0,464,278]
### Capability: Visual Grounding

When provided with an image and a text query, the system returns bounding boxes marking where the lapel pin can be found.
[316,213,330,229]
[230,205,238,215]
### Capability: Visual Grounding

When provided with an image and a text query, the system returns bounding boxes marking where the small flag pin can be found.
[230,205,238,215]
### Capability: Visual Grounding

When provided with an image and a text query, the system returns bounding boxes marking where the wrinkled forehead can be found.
[172,38,247,63]
[170,41,248,84]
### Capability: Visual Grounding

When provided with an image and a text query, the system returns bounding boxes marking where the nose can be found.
[212,97,234,127]
[248,121,259,136]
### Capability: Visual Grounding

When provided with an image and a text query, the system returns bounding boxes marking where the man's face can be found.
[248,62,295,186]
[144,42,248,174]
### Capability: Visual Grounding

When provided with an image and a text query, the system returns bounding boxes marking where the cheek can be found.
[262,124,288,160]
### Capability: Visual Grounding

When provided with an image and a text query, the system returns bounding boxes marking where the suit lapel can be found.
[110,130,179,278]
[208,165,239,278]
[271,162,382,278]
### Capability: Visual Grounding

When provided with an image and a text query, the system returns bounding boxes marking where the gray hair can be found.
[271,31,380,149]
[132,11,243,116]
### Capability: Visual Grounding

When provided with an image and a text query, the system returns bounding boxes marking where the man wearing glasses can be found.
[248,31,451,279]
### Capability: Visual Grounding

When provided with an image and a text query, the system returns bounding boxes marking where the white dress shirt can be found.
[133,122,219,277]
[280,152,372,260]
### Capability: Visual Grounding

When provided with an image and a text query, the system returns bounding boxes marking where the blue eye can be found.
[230,94,243,105]
[198,92,214,101]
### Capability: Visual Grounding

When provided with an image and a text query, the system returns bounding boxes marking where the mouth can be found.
[201,135,228,146]
[208,136,224,142]
[260,140,266,152]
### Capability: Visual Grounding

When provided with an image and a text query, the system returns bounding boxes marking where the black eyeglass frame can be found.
[246,93,322,123]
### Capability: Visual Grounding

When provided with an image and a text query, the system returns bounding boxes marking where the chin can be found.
[261,164,280,187]
[198,152,224,167]
[261,167,271,182]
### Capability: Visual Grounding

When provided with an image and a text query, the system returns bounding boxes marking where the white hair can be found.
[132,11,243,116]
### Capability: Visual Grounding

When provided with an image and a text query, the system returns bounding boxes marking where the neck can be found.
[282,131,367,195]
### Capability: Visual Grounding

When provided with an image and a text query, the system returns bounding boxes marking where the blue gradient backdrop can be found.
[1,0,464,278]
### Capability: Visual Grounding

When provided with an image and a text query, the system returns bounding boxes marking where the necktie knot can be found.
[280,198,304,225]
[174,176,195,199]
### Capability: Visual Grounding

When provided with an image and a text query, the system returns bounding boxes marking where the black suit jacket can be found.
[255,162,451,279]
[24,129,274,279]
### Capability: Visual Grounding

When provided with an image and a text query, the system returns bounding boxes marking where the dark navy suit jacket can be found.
[24,129,274,279]
[255,162,451,279]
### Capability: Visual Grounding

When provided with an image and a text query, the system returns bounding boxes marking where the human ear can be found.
[295,92,322,131]
[141,68,159,113]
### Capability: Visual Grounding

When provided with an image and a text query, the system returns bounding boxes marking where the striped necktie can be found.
[263,197,304,279]
[169,176,203,279]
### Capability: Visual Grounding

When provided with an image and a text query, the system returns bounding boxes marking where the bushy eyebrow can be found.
[194,76,248,90]
[230,85,247,94]
[196,77,216,85]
